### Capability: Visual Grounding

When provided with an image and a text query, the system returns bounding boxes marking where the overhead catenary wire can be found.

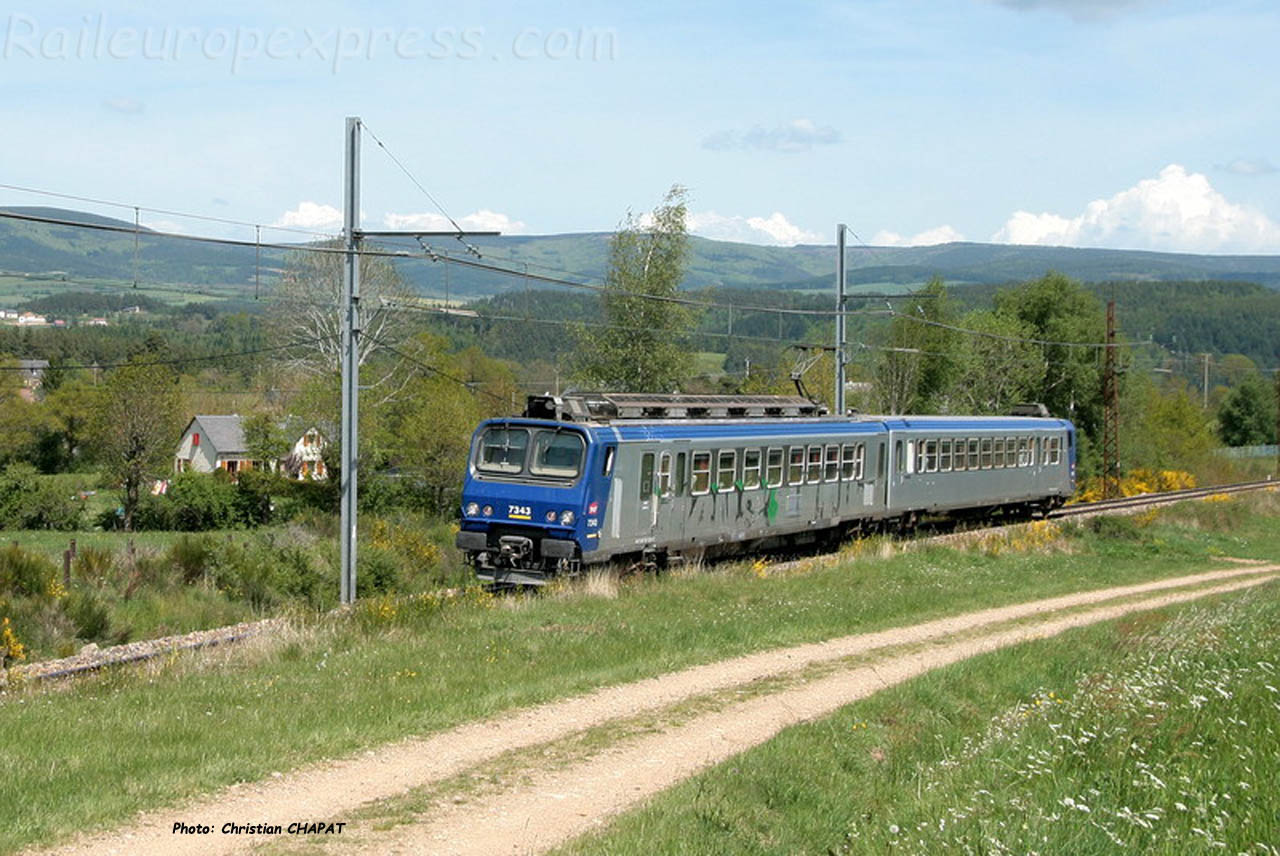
[0,181,337,240]
[0,335,335,372]
[362,333,508,404]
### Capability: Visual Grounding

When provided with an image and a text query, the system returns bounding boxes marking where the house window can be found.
[766,447,784,488]
[717,450,737,491]
[788,446,805,486]
[743,449,762,490]
[691,452,711,495]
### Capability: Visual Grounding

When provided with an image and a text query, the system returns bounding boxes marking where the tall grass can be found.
[0,493,1278,853]
[558,582,1280,855]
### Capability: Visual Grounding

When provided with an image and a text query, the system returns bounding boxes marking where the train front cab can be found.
[456,420,611,585]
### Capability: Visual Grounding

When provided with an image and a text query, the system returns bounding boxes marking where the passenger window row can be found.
[671,442,868,497]
[910,434,1064,474]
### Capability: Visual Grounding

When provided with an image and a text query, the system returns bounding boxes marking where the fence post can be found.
[63,550,72,589]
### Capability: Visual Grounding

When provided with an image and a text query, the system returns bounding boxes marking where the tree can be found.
[572,185,695,392]
[871,279,955,414]
[945,310,1045,414]
[994,272,1105,433]
[90,358,186,530]
[269,239,417,404]
[1217,374,1277,446]
[243,412,290,469]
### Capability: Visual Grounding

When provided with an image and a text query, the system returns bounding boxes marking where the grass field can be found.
[0,492,1277,853]
[559,581,1280,854]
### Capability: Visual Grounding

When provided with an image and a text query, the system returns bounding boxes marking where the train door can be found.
[654,445,688,546]
[637,450,657,539]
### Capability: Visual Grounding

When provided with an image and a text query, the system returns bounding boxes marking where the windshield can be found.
[476,427,529,474]
[530,431,586,478]
[474,426,586,480]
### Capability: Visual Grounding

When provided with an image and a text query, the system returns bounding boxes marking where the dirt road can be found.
[31,564,1277,856]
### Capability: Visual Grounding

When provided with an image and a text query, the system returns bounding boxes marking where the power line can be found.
[0,336,334,372]
[362,333,508,403]
[360,122,468,238]
[379,298,839,350]
[0,181,335,240]
[886,310,1156,350]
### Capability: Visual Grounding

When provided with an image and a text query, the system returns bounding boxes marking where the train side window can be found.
[953,438,966,471]
[640,453,655,501]
[717,450,737,492]
[766,447,784,487]
[824,444,840,482]
[675,452,687,495]
[980,437,993,469]
[1048,437,1061,465]
[788,446,805,485]
[743,449,762,490]
[1033,437,1040,466]
[925,439,938,472]
[993,438,1005,469]
[940,439,952,472]
[1005,437,1017,468]
[841,444,857,481]
[877,442,886,481]
[807,445,824,483]
[601,446,616,477]
[968,439,980,470]
[1017,437,1029,467]
[914,440,925,474]
[691,452,711,495]
[856,443,866,480]
[657,452,673,498]
[895,440,904,473]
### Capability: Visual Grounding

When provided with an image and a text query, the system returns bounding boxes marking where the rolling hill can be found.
[3,206,1280,301]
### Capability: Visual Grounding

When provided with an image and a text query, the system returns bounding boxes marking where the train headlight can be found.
[481,505,493,517]
[465,502,480,517]
[559,510,576,525]
[545,510,557,522]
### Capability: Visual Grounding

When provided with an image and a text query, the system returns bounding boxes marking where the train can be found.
[455,393,1077,585]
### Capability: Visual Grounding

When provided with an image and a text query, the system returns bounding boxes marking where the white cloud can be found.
[383,209,527,234]
[871,224,965,246]
[274,201,343,231]
[703,119,842,153]
[992,164,1280,253]
[688,211,824,246]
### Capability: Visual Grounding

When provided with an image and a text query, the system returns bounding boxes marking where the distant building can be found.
[121,305,143,314]
[174,415,328,480]
[87,317,108,326]
[16,312,48,326]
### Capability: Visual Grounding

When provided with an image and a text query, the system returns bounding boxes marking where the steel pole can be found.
[834,223,847,415]
[340,117,361,604]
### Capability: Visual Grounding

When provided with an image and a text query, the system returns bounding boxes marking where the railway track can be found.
[7,478,1275,685]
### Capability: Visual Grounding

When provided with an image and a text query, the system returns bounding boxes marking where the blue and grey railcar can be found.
[455,394,1076,585]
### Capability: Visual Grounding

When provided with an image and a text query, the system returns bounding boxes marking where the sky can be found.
[2,0,1278,253]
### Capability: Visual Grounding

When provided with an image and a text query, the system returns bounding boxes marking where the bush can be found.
[73,547,116,588]
[210,534,333,611]
[63,589,113,642]
[167,535,213,585]
[0,544,58,599]
[166,473,240,531]
[0,464,82,531]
